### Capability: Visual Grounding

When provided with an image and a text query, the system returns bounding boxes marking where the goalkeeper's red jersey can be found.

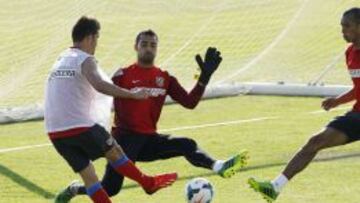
[346,44,360,112]
[112,63,205,135]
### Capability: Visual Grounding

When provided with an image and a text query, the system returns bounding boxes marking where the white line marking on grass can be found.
[308,106,351,115]
[0,143,51,153]
[0,104,352,154]
[0,116,276,154]
[159,116,277,132]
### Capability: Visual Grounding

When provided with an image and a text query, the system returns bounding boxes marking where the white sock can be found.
[212,160,225,173]
[271,174,288,193]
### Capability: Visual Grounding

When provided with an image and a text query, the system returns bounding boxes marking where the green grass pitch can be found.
[1,96,360,203]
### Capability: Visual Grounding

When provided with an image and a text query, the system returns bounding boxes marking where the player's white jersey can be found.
[45,48,97,133]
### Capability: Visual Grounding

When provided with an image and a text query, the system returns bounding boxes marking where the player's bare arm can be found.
[81,57,148,99]
[322,88,355,111]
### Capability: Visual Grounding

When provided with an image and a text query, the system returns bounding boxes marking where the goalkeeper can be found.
[57,29,249,201]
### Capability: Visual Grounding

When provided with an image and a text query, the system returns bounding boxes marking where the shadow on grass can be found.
[1,151,359,199]
[0,164,55,199]
[122,151,360,190]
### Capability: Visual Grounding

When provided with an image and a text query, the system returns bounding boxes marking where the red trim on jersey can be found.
[48,127,91,140]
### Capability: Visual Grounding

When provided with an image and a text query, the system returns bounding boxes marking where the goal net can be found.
[0,0,358,119]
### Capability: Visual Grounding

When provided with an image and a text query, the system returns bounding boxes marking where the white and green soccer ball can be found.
[185,178,214,203]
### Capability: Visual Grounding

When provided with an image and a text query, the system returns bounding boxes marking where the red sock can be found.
[111,156,152,188]
[90,189,112,203]
[86,183,112,203]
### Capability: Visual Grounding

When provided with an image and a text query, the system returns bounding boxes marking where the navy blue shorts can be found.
[327,111,360,142]
[51,124,116,172]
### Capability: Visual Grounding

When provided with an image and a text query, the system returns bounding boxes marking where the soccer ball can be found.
[185,178,214,203]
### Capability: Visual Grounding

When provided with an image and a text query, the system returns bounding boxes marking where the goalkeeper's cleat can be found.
[248,177,279,203]
[218,150,249,178]
[54,180,81,203]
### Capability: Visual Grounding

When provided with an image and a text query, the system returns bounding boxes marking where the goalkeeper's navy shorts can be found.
[51,124,116,172]
[327,111,360,142]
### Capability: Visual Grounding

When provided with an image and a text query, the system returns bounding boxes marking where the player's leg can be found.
[74,160,126,197]
[54,125,176,202]
[79,163,112,203]
[281,127,347,180]
[139,135,215,168]
[75,133,146,197]
[51,137,112,203]
[100,163,125,196]
[249,127,348,202]
[86,125,177,195]
[138,134,249,178]
[248,112,360,202]
[104,141,177,194]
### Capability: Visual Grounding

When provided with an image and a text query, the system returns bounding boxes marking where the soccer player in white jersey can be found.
[45,16,177,203]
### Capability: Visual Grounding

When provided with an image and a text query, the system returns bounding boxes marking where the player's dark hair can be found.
[72,16,100,42]
[135,29,158,45]
[343,7,360,24]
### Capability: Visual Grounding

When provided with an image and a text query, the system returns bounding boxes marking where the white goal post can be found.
[0,82,351,124]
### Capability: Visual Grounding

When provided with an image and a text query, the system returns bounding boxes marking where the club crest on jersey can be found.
[156,76,164,87]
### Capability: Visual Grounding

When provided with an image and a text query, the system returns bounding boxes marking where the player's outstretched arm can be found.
[322,88,355,111]
[167,47,222,109]
[168,76,204,109]
[81,57,148,99]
